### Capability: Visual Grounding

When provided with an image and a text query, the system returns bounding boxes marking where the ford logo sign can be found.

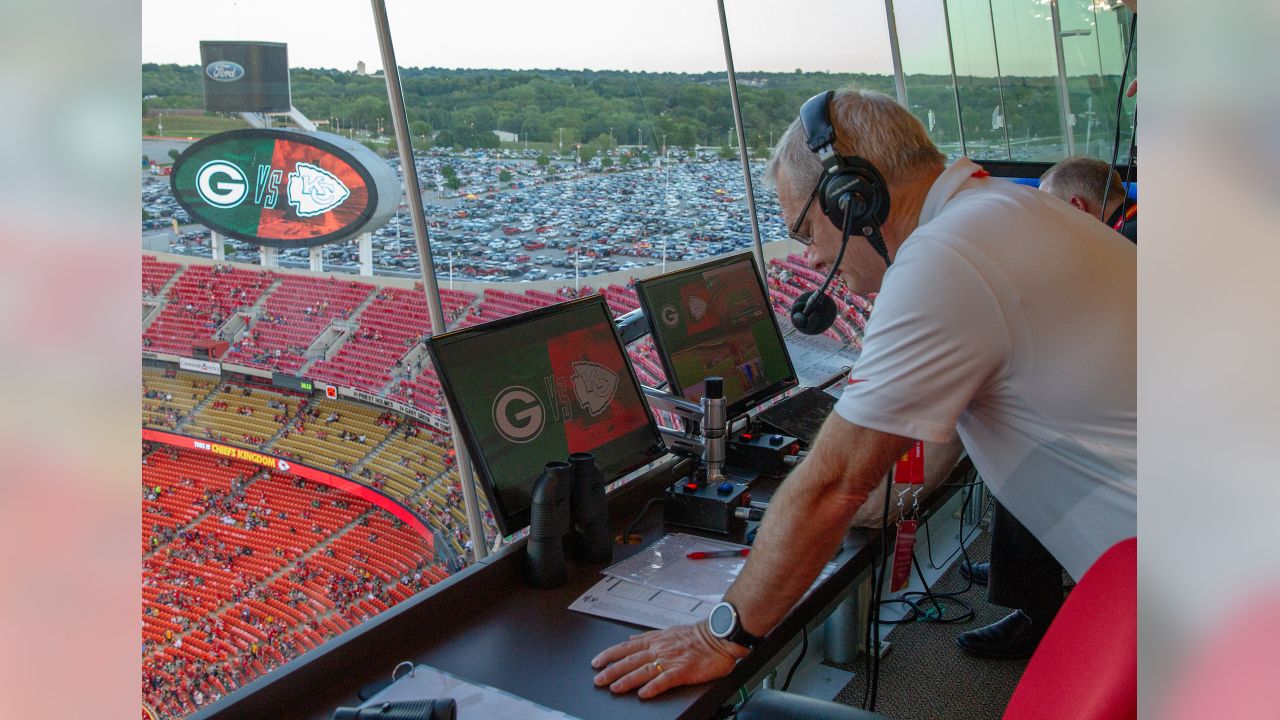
[206,61,245,82]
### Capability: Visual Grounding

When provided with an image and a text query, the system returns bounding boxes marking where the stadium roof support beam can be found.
[239,107,318,132]
[211,231,225,262]
[884,0,909,106]
[716,0,768,288]
[370,0,488,562]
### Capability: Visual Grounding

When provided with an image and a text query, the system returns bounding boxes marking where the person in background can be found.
[1039,157,1137,243]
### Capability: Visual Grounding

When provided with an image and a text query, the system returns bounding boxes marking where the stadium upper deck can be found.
[141,252,870,418]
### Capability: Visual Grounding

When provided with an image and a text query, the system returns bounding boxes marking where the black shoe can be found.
[955,610,1043,660]
[959,560,989,587]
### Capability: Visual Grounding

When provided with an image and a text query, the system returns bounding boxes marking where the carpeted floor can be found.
[830,531,1031,720]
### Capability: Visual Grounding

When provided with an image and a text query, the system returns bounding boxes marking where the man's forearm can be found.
[723,418,912,637]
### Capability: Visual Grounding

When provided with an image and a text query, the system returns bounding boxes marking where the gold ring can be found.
[652,659,664,673]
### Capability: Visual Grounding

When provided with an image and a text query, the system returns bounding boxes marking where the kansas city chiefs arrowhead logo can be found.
[687,295,709,321]
[571,360,618,417]
[287,162,351,217]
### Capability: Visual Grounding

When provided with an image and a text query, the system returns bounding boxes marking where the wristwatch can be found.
[707,601,763,649]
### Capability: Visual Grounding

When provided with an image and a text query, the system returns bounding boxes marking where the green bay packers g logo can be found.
[492,386,544,443]
[195,160,248,208]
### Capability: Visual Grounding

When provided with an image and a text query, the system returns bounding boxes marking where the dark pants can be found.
[987,499,1065,627]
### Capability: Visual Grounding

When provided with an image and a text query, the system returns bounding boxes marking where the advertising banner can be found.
[142,428,432,541]
[347,388,451,434]
[179,357,222,375]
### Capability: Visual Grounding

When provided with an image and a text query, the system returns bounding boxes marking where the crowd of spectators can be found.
[142,446,444,719]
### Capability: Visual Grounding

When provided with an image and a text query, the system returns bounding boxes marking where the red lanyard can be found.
[890,441,925,592]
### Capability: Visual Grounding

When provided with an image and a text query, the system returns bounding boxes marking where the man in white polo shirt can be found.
[591,87,1135,699]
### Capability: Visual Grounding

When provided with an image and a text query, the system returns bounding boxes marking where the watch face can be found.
[709,602,735,637]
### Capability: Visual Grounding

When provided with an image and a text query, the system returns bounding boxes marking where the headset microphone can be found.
[790,234,848,335]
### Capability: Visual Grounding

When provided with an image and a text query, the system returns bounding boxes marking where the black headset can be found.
[789,91,893,335]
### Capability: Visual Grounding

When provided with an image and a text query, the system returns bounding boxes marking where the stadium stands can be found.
[307,286,475,393]
[456,287,563,326]
[387,362,447,416]
[602,283,640,317]
[183,382,303,449]
[224,275,375,374]
[142,366,221,430]
[143,264,274,356]
[766,254,872,347]
[143,254,182,297]
[271,397,399,474]
[142,445,441,719]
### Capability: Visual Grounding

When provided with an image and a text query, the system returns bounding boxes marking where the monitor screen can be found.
[635,253,797,417]
[427,296,666,536]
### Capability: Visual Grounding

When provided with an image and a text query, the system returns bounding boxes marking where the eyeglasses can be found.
[787,184,820,246]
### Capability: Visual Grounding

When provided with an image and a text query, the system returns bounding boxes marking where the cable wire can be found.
[779,627,808,692]
[1101,13,1138,223]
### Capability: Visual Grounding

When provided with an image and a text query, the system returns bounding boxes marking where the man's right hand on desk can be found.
[590,622,749,699]
[594,418,913,700]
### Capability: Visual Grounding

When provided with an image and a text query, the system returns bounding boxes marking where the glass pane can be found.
[724,0,894,349]
[892,0,965,161]
[990,0,1069,160]
[946,0,1011,160]
[1059,0,1136,159]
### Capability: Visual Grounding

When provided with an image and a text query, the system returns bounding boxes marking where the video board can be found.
[170,129,400,248]
[200,41,291,113]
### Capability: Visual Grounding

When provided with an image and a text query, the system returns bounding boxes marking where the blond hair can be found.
[765,87,945,193]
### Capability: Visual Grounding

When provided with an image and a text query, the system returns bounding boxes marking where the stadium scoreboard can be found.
[200,41,291,113]
[170,129,401,248]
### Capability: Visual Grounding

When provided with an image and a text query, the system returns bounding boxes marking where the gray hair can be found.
[764,87,945,194]
[1039,157,1127,209]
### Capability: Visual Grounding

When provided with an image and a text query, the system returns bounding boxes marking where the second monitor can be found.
[636,253,797,418]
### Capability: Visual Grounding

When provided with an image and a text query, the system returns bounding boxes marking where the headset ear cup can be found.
[817,156,890,234]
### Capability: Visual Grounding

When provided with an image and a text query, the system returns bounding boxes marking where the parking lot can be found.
[143,147,790,282]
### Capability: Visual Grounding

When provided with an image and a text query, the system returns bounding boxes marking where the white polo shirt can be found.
[835,158,1136,579]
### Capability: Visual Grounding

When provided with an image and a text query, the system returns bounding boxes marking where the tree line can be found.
[143,64,1122,156]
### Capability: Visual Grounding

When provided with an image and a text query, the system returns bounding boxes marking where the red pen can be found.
[687,549,750,560]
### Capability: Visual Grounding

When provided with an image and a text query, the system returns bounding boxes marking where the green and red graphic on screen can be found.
[171,129,397,248]
[636,253,797,417]
[428,296,665,534]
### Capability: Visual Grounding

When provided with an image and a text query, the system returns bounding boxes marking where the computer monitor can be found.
[635,253,798,418]
[427,295,667,536]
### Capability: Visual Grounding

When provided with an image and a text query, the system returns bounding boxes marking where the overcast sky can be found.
[142,0,906,74]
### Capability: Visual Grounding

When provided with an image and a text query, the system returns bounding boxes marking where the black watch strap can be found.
[726,624,764,649]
